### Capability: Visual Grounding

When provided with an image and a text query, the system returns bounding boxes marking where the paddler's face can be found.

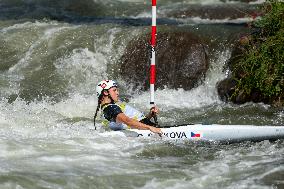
[108,87,119,102]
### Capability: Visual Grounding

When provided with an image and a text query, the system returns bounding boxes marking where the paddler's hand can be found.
[149,126,163,137]
[148,106,159,118]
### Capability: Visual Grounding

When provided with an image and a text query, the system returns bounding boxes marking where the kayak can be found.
[121,124,284,143]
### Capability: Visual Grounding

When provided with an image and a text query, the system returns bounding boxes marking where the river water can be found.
[0,0,283,188]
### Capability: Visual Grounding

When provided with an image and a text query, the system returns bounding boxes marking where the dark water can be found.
[0,0,283,188]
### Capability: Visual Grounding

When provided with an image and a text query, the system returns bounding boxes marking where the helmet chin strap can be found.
[104,91,115,104]
[108,94,115,104]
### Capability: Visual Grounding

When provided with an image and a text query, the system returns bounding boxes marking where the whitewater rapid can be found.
[0,0,283,189]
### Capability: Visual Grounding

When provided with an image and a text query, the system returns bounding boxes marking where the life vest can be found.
[101,102,146,130]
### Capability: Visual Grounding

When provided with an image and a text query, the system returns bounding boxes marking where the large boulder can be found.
[217,77,271,104]
[216,78,237,103]
[119,32,209,91]
[216,35,271,105]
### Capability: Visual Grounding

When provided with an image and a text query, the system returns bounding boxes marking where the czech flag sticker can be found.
[191,132,202,138]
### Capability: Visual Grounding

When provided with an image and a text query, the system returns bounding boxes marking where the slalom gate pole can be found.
[150,0,158,126]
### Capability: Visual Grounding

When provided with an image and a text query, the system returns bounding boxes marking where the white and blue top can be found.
[101,102,148,131]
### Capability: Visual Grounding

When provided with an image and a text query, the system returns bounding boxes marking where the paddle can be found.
[157,123,195,128]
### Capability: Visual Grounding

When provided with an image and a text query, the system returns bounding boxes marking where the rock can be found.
[119,32,209,91]
[217,78,269,104]
[216,78,237,102]
[217,31,271,104]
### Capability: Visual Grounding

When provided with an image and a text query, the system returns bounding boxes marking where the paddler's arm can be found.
[116,113,162,134]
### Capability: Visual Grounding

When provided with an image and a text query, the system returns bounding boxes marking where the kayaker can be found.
[94,80,162,135]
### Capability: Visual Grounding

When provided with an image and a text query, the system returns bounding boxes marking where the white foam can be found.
[0,111,9,125]
[179,16,255,25]
[38,155,74,163]
[54,27,128,94]
[139,178,188,189]
[55,48,107,94]
[51,93,96,120]
[0,21,55,34]
[131,12,152,18]
[93,27,126,64]
[249,0,266,4]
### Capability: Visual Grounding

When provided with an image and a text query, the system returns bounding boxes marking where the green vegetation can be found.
[232,0,284,105]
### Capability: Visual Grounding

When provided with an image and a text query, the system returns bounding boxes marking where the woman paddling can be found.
[94,80,162,135]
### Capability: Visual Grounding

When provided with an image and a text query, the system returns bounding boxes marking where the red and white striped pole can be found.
[150,0,156,105]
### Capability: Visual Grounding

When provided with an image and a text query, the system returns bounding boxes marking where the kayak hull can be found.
[125,124,284,142]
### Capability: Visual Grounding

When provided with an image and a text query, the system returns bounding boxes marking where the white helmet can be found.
[96,80,118,97]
